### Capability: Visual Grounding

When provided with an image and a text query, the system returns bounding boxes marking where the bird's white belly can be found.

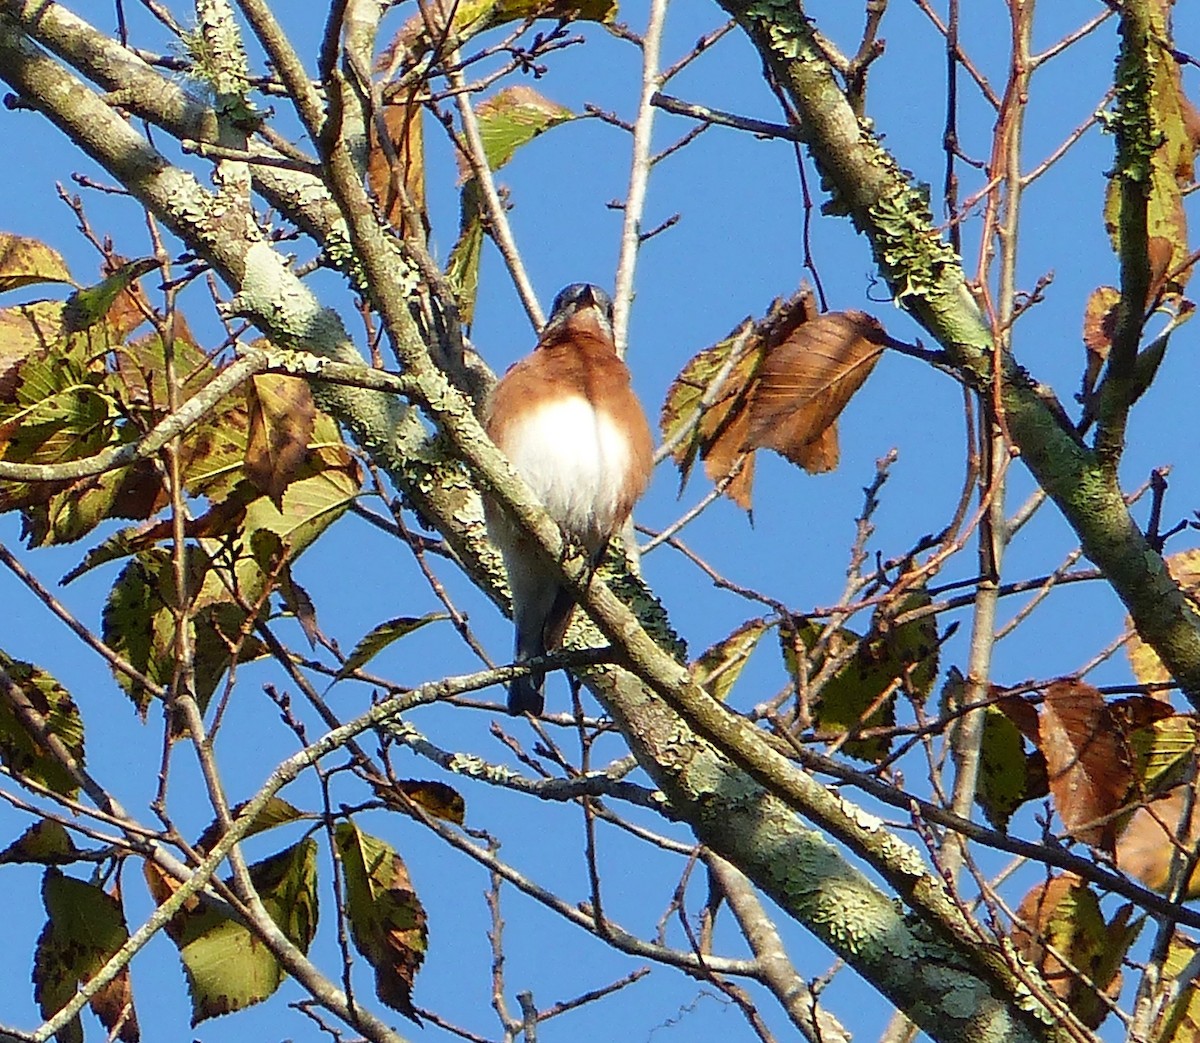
[501,395,632,544]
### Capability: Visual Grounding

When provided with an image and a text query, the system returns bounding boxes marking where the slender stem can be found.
[449,61,544,329]
[612,0,668,356]
[942,0,1032,882]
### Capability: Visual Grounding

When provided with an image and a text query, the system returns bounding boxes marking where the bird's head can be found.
[541,283,614,344]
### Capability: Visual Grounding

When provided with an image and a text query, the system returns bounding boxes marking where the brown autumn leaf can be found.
[1038,680,1130,851]
[367,94,427,238]
[996,692,1041,743]
[244,372,318,503]
[1011,874,1137,1031]
[381,779,467,825]
[660,289,887,511]
[1081,285,1119,400]
[1116,786,1200,897]
[742,309,887,473]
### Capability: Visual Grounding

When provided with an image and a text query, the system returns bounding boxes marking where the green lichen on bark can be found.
[187,0,258,128]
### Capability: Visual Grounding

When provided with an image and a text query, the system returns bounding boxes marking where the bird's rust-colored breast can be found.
[485,314,653,533]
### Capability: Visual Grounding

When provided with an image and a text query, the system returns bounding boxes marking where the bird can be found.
[484,284,654,715]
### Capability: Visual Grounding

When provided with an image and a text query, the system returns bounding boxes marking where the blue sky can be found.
[1,1,1199,1040]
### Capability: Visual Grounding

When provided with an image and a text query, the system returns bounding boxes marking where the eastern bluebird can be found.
[484,284,654,715]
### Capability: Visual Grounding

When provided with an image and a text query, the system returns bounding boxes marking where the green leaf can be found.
[145,840,318,1025]
[690,618,769,703]
[0,652,85,797]
[24,455,163,548]
[101,551,176,716]
[472,86,574,172]
[445,180,485,328]
[34,870,138,1043]
[335,822,427,1022]
[337,613,450,679]
[0,820,82,865]
[0,336,117,516]
[782,591,937,762]
[976,703,1048,832]
[0,233,73,293]
[195,796,309,855]
[101,550,254,718]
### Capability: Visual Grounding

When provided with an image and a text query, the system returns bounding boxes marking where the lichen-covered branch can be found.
[1094,0,1153,467]
[716,0,1200,704]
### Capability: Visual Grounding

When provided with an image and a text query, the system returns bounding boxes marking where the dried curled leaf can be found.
[367,94,426,238]
[742,309,887,471]
[661,288,888,512]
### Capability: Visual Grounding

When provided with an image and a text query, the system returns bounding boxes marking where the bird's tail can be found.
[507,669,545,716]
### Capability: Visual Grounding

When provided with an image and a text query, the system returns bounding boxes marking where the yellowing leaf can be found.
[1104,5,1197,292]
[335,822,427,1022]
[337,613,450,679]
[1129,714,1200,798]
[34,870,138,1043]
[144,840,318,1025]
[244,372,317,503]
[467,86,574,176]
[0,233,73,292]
[1011,874,1138,1031]
[1161,935,1200,1042]
[1128,550,1200,687]
[660,314,763,510]
[0,301,64,398]
[691,618,769,703]
[0,652,85,798]
[381,0,617,67]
